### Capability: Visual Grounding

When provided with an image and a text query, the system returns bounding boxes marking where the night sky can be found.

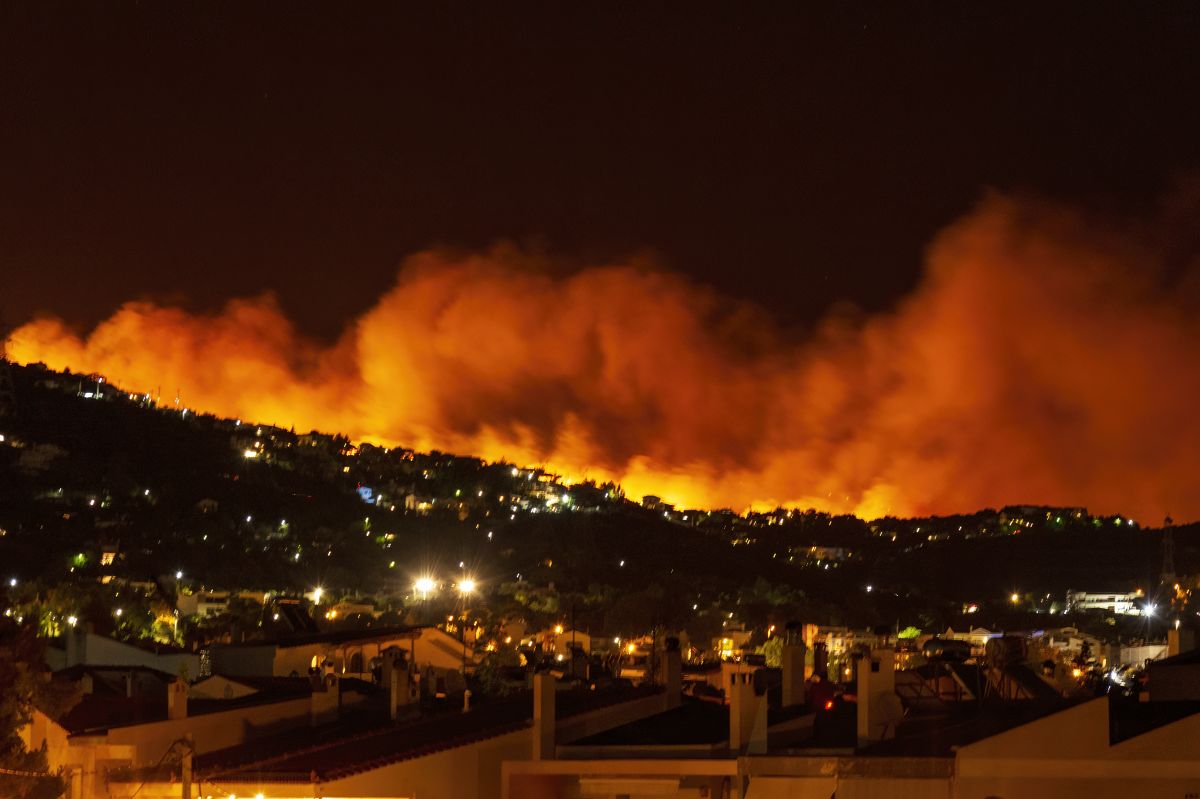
[3,4,1200,339]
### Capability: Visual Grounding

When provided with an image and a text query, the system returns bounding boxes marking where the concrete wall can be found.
[210,643,278,677]
[955,697,1200,799]
[326,727,531,799]
[1123,643,1167,665]
[188,674,258,700]
[273,642,326,677]
[1147,662,1200,700]
[503,759,737,799]
[65,631,200,678]
[413,627,473,670]
[744,775,949,799]
[212,628,466,679]
[100,696,312,765]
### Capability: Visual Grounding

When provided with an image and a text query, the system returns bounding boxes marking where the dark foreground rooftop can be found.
[191,684,661,783]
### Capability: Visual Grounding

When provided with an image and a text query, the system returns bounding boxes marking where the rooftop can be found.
[569,699,730,747]
[55,675,321,735]
[193,684,661,782]
[216,625,427,650]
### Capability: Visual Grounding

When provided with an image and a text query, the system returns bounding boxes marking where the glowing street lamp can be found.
[311,586,324,604]
[1010,592,1020,605]
[456,578,478,681]
[415,577,436,598]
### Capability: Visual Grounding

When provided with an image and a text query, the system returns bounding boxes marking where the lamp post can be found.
[414,576,435,624]
[458,578,476,711]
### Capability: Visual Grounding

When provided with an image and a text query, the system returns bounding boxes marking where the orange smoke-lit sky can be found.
[4,6,1200,520]
[11,193,1200,522]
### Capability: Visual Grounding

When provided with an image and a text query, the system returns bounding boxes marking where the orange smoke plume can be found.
[11,194,1200,521]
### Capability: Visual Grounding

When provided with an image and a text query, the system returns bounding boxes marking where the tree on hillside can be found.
[0,623,67,799]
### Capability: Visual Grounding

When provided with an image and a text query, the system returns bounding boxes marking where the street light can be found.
[415,577,436,598]
[457,577,478,697]
[1010,593,1020,605]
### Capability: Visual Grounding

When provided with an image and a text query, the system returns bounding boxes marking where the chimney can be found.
[532,671,556,760]
[855,648,902,748]
[728,671,767,753]
[386,655,411,720]
[781,622,807,708]
[310,674,340,727]
[661,637,682,710]
[167,678,189,720]
[812,641,828,679]
[1168,628,1196,658]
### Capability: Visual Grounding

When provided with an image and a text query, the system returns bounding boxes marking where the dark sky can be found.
[2,4,1199,340]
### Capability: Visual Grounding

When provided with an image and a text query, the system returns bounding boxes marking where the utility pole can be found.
[180,733,194,799]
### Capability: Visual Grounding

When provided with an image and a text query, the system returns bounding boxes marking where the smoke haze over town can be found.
[12,192,1200,522]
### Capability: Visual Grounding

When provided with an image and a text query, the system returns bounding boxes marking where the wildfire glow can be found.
[10,195,1200,521]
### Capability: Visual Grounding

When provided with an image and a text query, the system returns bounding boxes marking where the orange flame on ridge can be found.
[11,195,1200,521]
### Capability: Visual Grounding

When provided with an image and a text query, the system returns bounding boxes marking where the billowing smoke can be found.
[10,194,1200,521]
